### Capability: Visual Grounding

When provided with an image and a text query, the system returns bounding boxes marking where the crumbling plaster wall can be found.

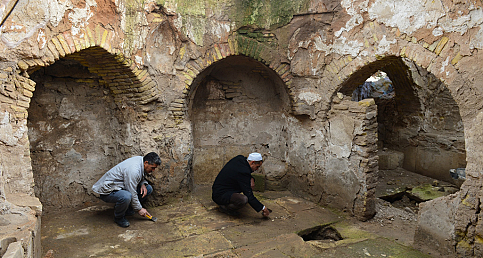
[1,0,483,256]
[27,59,140,209]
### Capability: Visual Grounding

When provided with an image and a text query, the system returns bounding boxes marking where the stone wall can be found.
[1,64,41,257]
[288,96,378,220]
[384,60,466,183]
[1,0,483,256]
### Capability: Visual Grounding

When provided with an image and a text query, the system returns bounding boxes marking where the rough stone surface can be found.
[39,187,434,258]
[379,149,404,170]
[1,0,483,256]
[415,194,459,255]
[27,59,139,209]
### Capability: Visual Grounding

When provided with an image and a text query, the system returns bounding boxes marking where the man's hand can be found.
[140,184,148,198]
[251,178,255,189]
[138,208,151,218]
[261,207,270,217]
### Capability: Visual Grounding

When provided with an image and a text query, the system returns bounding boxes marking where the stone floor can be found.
[40,182,441,258]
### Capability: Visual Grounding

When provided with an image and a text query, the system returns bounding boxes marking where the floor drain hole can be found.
[298,225,343,241]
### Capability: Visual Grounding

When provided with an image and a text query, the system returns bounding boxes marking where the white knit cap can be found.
[247,153,263,161]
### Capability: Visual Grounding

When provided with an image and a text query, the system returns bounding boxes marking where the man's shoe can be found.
[219,205,240,216]
[115,217,130,228]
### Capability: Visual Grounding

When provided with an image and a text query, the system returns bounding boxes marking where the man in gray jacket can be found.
[92,152,161,227]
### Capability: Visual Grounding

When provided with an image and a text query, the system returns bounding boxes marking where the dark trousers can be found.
[100,184,153,218]
[222,193,248,211]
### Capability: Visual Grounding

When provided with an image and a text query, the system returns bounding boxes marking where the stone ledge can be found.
[6,193,42,216]
[2,241,23,258]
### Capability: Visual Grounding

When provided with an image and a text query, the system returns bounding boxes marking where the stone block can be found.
[378,149,404,170]
[2,241,23,258]
[17,61,28,70]
[435,37,449,55]
[225,92,240,99]
[22,89,33,98]
[25,60,36,67]
[251,173,265,192]
[51,37,66,57]
[62,32,76,53]
[415,194,458,256]
[451,52,463,65]
[16,100,30,108]
[263,158,288,181]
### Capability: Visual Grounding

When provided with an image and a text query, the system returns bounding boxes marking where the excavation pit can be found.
[298,225,343,242]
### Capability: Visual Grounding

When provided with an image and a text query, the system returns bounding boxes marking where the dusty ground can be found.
[40,168,456,258]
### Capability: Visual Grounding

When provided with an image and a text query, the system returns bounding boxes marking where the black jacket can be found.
[212,155,264,212]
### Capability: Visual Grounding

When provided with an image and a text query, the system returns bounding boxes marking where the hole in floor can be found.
[298,225,343,242]
[379,192,420,213]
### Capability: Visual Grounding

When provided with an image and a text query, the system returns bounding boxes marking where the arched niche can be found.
[27,57,138,210]
[188,55,291,186]
[340,56,466,185]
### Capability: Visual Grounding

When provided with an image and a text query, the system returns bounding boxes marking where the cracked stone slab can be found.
[143,231,233,257]
[275,196,318,212]
[317,237,433,257]
[234,233,321,258]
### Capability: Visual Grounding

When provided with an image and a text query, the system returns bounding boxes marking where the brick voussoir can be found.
[57,34,72,55]
[86,27,96,47]
[63,32,76,53]
[51,37,66,57]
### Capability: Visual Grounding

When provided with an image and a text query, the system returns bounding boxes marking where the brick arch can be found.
[16,26,158,109]
[168,34,295,122]
[328,22,483,127]
[323,23,463,102]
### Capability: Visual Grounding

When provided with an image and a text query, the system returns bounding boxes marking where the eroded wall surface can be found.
[1,0,483,256]
[27,58,138,208]
[190,55,291,185]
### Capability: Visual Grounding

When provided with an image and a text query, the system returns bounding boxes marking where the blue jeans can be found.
[99,184,153,219]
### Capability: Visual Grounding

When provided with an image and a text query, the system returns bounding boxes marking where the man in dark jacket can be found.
[212,153,271,217]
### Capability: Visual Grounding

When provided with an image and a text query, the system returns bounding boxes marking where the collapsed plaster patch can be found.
[335,0,369,37]
[67,0,96,35]
[434,7,483,37]
[298,91,322,105]
[49,0,74,27]
[135,55,143,66]
[1,0,95,47]
[375,35,396,55]
[0,0,48,47]
[328,116,354,158]
[314,35,363,57]
[368,0,444,35]
[471,26,483,49]
[0,111,26,146]
[118,0,149,52]
[209,19,232,41]
[183,15,206,46]
[37,28,47,49]
[441,56,450,75]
